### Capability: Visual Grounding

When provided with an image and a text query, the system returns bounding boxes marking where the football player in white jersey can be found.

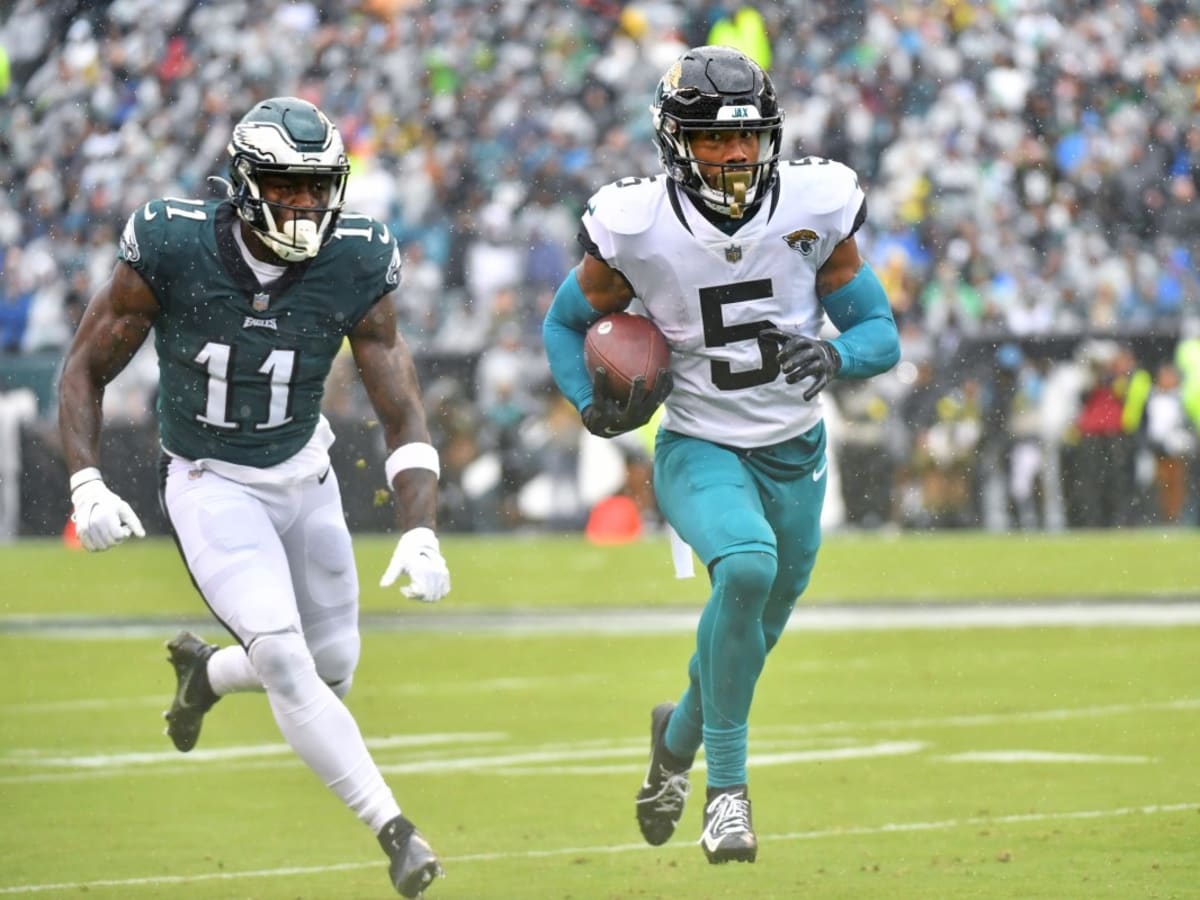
[543,47,901,864]
[58,98,446,898]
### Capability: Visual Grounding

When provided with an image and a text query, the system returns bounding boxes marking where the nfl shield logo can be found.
[725,244,742,263]
[252,292,270,312]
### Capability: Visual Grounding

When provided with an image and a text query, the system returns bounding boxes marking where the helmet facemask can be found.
[226,98,349,263]
[658,116,781,218]
[651,47,784,219]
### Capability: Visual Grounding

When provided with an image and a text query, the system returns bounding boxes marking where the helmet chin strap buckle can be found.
[726,172,751,218]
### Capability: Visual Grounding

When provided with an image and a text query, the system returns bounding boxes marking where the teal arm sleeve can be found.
[542,269,604,412]
[823,263,901,378]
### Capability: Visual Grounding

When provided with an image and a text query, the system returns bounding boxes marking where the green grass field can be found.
[4,529,1200,618]
[2,532,1198,899]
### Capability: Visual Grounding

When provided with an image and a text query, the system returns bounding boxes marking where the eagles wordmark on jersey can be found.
[119,197,401,467]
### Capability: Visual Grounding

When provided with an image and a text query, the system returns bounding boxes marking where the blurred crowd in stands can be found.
[3,0,1200,535]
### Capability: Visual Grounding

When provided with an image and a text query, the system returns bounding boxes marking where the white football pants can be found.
[161,457,400,833]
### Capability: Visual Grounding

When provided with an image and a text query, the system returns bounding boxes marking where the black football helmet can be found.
[650,46,783,218]
[225,97,349,262]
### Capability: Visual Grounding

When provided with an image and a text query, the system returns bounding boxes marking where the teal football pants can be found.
[652,422,826,789]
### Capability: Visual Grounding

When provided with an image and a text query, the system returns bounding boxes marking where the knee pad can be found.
[303,514,357,601]
[314,636,359,699]
[324,675,354,700]
[307,623,360,697]
[713,551,777,606]
[248,631,317,704]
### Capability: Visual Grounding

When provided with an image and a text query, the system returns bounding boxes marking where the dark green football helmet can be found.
[226,97,350,262]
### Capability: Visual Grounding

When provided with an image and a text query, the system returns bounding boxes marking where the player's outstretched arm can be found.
[58,261,157,551]
[351,294,449,602]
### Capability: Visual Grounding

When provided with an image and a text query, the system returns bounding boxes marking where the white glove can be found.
[71,474,146,552]
[379,527,450,602]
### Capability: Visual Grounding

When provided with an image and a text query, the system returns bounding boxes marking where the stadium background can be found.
[2,6,1199,898]
[2,0,1200,539]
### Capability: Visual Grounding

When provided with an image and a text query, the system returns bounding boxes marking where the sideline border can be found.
[3,602,1200,637]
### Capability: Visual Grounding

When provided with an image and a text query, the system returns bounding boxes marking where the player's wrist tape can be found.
[385,442,440,487]
[69,467,104,494]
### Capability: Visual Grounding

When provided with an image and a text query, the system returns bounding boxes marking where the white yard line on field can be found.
[491,740,926,775]
[939,750,1155,764]
[2,695,168,714]
[754,697,1200,737]
[3,732,508,769]
[0,801,1194,895]
[377,740,926,776]
[3,696,1196,782]
[2,674,606,715]
[4,601,1200,639]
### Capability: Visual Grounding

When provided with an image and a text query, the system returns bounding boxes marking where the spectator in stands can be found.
[0,247,32,353]
[1144,362,1195,523]
[5,0,1200,534]
[1070,345,1149,527]
[393,240,444,345]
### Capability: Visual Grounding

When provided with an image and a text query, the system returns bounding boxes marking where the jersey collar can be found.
[668,178,780,237]
[215,202,313,299]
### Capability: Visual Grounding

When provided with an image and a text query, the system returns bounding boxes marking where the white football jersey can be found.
[582,157,865,448]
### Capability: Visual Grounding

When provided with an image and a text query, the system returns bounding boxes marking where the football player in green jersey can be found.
[58,97,446,898]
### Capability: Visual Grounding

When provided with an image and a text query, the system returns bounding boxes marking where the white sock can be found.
[206,645,263,696]
[249,633,401,831]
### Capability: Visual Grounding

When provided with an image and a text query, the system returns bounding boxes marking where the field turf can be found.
[3,529,1199,618]
[1,531,1197,899]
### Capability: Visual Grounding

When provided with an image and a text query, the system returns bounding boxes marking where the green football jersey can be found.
[117,198,401,467]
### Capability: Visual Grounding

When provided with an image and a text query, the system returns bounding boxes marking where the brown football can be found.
[584,312,671,404]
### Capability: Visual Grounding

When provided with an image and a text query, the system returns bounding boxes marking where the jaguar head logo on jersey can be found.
[783,229,819,256]
[650,46,783,220]
[222,97,349,264]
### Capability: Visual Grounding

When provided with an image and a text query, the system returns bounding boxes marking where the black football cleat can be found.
[378,814,443,898]
[699,786,757,864]
[163,630,220,752]
[635,701,693,845]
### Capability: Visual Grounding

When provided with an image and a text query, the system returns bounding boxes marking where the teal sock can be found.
[664,695,702,762]
[702,723,749,788]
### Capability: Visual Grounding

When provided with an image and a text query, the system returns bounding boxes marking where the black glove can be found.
[581,366,674,437]
[759,328,842,401]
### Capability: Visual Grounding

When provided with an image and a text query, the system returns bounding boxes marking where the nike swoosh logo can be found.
[143,205,157,221]
[318,467,331,484]
[812,458,828,481]
[700,832,724,852]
